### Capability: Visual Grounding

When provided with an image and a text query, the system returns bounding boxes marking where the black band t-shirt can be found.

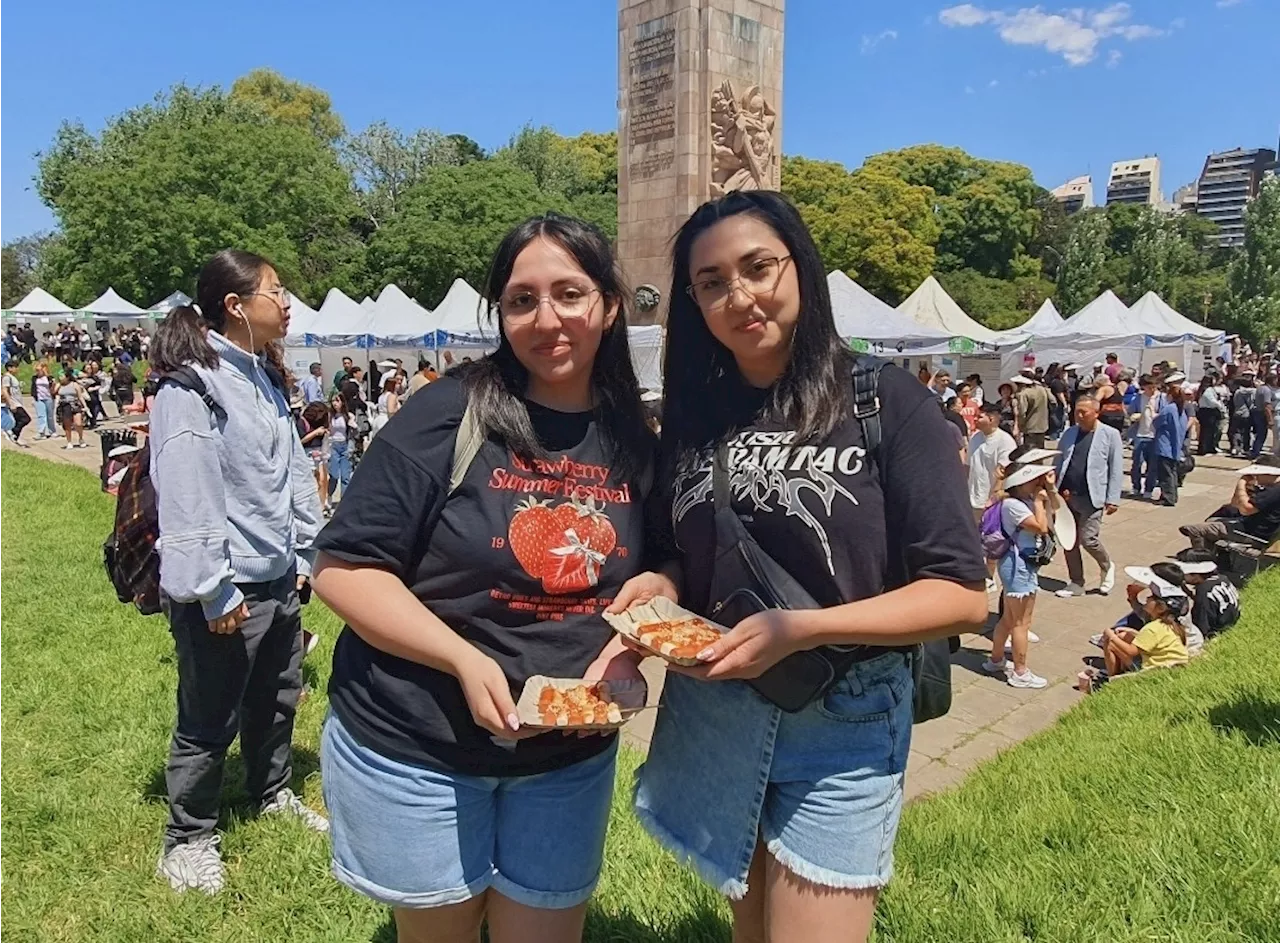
[673,364,988,618]
[317,376,670,776]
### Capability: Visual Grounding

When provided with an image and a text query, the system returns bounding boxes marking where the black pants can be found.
[1197,410,1221,455]
[86,391,108,427]
[1157,456,1180,506]
[9,406,31,441]
[163,572,302,849]
[1249,411,1270,458]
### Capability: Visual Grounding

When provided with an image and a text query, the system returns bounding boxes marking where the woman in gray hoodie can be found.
[148,249,326,895]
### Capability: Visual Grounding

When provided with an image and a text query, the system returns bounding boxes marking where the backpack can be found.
[103,367,225,615]
[980,501,1012,560]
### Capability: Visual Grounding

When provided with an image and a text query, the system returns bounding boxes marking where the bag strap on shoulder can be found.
[851,355,887,461]
[449,398,484,493]
[161,366,226,422]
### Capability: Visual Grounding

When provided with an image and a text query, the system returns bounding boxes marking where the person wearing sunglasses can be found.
[610,191,987,943]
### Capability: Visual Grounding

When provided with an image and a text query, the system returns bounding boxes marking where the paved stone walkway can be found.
[4,422,1249,801]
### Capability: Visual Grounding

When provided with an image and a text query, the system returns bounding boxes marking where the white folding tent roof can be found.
[896,276,1002,344]
[148,290,192,315]
[359,296,377,312]
[305,288,374,343]
[370,284,435,344]
[628,324,664,392]
[997,298,1064,341]
[283,292,321,343]
[83,287,148,318]
[826,272,952,346]
[1037,290,1156,341]
[429,279,493,343]
[1128,291,1223,343]
[6,287,74,315]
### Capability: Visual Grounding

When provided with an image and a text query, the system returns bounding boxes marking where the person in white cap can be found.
[1170,555,1240,639]
[1099,578,1189,675]
[1052,395,1122,597]
[1011,373,1049,449]
[983,463,1055,688]
[1178,459,1280,551]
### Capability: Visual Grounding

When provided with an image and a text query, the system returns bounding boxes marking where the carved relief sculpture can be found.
[710,80,778,197]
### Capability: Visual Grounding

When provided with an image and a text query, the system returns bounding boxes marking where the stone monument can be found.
[617,0,785,324]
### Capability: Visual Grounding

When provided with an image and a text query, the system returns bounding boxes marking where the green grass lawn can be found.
[3,451,1278,942]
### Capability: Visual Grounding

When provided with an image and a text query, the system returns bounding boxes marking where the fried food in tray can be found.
[602,596,727,666]
[515,676,647,730]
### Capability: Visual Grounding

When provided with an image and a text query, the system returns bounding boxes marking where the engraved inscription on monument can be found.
[627,18,676,150]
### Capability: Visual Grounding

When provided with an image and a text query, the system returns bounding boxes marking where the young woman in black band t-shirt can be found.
[610,192,988,943]
[312,215,667,943]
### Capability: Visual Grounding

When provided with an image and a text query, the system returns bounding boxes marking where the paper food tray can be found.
[515,676,648,730]
[601,596,728,666]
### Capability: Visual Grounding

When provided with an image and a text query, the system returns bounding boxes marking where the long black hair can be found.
[452,213,650,485]
[150,249,286,376]
[661,190,854,472]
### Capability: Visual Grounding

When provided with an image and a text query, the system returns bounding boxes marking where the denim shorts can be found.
[320,712,618,910]
[997,549,1039,598]
[635,650,913,898]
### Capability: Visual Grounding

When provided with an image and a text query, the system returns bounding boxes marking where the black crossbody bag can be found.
[705,357,955,720]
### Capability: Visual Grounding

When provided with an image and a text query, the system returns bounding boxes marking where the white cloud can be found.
[965,84,976,93]
[989,78,1000,86]
[938,3,1166,66]
[1216,0,1244,8]
[1107,49,1123,67]
[860,29,899,54]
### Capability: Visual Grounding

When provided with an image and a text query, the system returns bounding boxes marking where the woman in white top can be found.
[369,372,400,437]
[1196,375,1225,456]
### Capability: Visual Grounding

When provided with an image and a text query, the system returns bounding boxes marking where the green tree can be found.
[938,269,1055,330]
[230,68,344,143]
[863,145,1040,278]
[1057,209,1111,314]
[1225,175,1280,343]
[782,156,939,302]
[35,83,363,305]
[493,127,618,237]
[344,121,462,230]
[367,161,562,306]
[1,233,55,308]
[446,134,487,164]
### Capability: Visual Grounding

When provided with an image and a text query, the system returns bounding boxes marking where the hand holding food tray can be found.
[602,596,728,667]
[515,676,648,731]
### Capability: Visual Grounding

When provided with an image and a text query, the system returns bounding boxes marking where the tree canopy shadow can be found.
[1208,694,1280,747]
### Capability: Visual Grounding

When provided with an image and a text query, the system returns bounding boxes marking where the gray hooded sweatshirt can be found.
[150,331,322,619]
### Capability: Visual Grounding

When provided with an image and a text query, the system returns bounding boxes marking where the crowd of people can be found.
[938,346,1275,693]
[14,191,1276,943]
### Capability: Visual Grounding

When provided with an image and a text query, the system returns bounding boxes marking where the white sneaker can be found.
[1055,583,1085,598]
[1008,668,1048,689]
[62,443,75,450]
[303,631,319,657]
[1141,492,1154,500]
[1005,631,1040,651]
[980,658,1012,676]
[1099,563,1116,596]
[156,835,224,894]
[1089,633,1105,649]
[260,787,329,833]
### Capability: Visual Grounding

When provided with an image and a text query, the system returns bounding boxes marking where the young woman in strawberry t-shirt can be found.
[312,213,670,943]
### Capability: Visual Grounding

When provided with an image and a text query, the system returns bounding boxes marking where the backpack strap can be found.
[851,355,887,461]
[449,397,484,493]
[161,366,227,422]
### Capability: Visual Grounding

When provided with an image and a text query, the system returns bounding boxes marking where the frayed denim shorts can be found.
[321,712,618,910]
[997,549,1040,598]
[634,650,912,898]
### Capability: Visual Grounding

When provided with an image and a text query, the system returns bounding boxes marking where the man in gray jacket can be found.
[1054,395,1124,597]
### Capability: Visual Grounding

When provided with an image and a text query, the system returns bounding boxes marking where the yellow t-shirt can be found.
[1133,620,1188,669]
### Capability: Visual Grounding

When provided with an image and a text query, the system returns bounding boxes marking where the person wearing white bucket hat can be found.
[982,463,1055,688]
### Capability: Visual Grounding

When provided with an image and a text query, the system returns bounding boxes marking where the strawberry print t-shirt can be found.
[318,375,670,776]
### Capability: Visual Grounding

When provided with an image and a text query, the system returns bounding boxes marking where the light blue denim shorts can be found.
[320,712,618,910]
[635,650,913,898]
[997,549,1040,598]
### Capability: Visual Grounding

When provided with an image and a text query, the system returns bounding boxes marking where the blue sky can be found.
[3,0,1277,241]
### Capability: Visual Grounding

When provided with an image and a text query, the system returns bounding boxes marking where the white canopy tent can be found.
[369,284,437,345]
[896,276,1003,346]
[359,296,377,312]
[429,279,494,346]
[148,290,192,318]
[305,288,374,344]
[1128,292,1224,344]
[628,325,664,392]
[995,298,1064,342]
[826,272,956,354]
[4,287,75,318]
[84,287,149,319]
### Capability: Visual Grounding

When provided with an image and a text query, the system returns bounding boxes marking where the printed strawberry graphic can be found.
[507,497,556,579]
[542,528,609,594]
[552,494,618,558]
